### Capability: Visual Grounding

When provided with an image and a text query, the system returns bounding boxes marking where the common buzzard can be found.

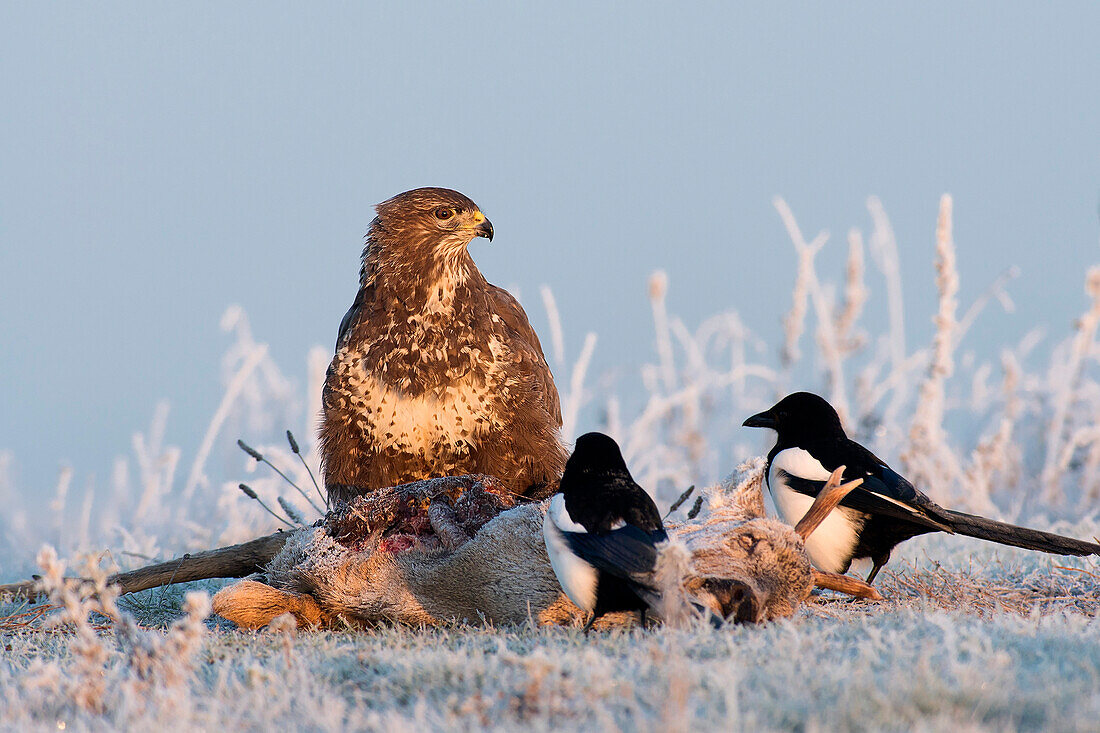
[321,188,568,503]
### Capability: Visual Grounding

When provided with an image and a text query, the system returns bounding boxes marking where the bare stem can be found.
[287,430,328,511]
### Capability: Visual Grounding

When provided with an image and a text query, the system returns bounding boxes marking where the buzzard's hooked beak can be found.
[742,411,776,429]
[475,217,494,242]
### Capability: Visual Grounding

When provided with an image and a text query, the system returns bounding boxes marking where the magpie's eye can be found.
[434,207,455,220]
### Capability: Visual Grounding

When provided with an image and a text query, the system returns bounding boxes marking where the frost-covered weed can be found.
[4,197,1100,577]
[10,547,211,724]
[3,197,1100,729]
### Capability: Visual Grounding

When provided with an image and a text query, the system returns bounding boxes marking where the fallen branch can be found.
[0,531,290,602]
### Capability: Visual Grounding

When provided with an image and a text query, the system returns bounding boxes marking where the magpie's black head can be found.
[742,392,846,445]
[561,432,632,491]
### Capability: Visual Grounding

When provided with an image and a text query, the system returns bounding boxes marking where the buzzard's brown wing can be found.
[487,284,563,427]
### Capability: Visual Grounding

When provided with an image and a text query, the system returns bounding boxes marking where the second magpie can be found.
[744,392,1100,583]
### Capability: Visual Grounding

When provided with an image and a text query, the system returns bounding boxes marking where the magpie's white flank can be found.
[542,494,599,612]
[744,391,1100,583]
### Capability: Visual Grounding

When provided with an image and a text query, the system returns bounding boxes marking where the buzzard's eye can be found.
[434,207,454,220]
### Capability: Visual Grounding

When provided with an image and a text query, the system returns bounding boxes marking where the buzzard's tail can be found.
[943,510,1100,556]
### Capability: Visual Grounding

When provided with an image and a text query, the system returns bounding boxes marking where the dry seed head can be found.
[1087,266,1100,300]
[687,495,704,519]
[267,611,298,635]
[278,496,306,526]
[648,270,668,300]
[181,590,212,620]
[237,439,263,462]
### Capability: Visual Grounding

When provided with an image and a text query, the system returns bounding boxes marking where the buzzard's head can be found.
[371,188,494,262]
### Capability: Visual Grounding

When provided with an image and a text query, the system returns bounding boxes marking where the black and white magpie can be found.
[542,432,668,631]
[743,391,1100,584]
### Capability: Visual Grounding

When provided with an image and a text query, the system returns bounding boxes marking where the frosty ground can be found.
[3,533,1099,732]
[3,197,1100,730]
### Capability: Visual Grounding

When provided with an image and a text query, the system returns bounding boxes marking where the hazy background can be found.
[2,2,1098,494]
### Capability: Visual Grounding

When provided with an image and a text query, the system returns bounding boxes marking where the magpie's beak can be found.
[475,217,494,242]
[742,410,776,429]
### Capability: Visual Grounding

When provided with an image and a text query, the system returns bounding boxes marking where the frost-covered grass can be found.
[10,617,1098,731]
[3,196,1100,729]
[3,536,1099,731]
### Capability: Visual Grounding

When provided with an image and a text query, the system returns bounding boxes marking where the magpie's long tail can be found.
[943,510,1100,556]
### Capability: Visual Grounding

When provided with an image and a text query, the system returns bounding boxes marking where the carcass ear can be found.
[793,466,863,539]
[790,467,882,601]
[812,569,882,600]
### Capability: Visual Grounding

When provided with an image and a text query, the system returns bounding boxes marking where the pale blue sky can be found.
[2,3,1098,492]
